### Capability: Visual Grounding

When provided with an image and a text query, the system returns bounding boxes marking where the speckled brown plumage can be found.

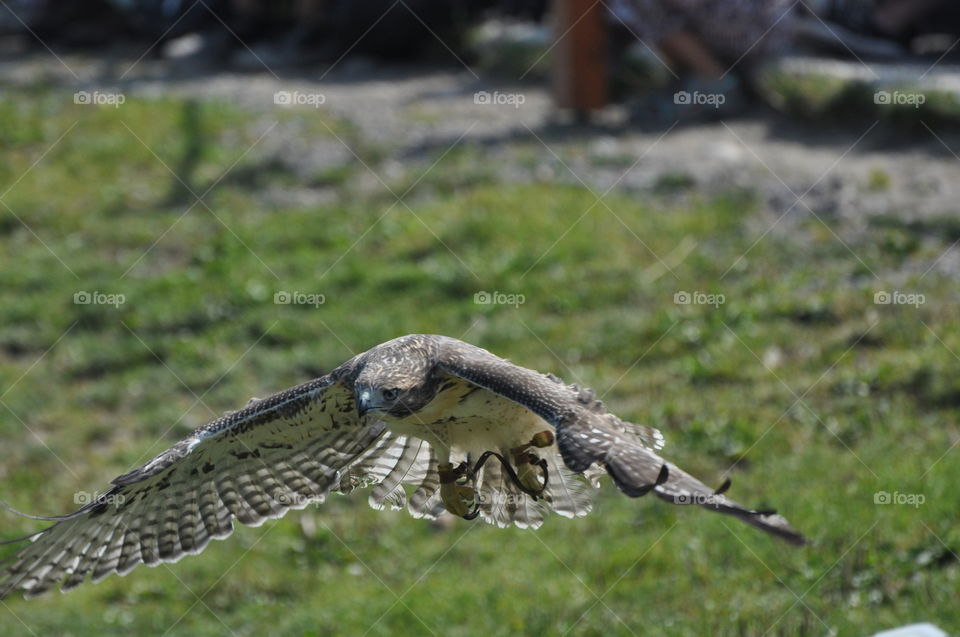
[0,334,805,600]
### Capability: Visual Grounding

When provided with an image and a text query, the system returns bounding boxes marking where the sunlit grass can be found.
[0,89,957,636]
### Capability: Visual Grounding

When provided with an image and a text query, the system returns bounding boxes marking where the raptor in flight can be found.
[0,334,805,599]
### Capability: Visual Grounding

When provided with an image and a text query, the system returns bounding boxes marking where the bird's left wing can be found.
[0,371,389,599]
[435,337,807,545]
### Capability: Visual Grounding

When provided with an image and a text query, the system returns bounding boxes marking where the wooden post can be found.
[552,0,607,117]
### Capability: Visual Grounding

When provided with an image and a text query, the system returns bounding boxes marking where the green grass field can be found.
[0,90,957,636]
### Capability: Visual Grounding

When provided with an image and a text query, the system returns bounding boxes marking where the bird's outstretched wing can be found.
[436,337,807,545]
[0,369,428,600]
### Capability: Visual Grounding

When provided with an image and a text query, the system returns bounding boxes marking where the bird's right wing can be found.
[0,371,394,600]
[435,337,807,545]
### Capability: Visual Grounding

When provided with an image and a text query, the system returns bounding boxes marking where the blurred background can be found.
[1,1,959,635]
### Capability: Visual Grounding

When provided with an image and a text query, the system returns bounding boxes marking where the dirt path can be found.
[4,50,960,247]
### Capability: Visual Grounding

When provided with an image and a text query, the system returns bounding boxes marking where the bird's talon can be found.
[509,449,548,495]
[438,462,477,518]
[440,483,476,517]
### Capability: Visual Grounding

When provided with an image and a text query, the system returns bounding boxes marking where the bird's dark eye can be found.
[382,388,400,401]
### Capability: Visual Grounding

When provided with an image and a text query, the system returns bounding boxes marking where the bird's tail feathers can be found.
[558,419,807,545]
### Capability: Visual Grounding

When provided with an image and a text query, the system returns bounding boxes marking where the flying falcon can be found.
[0,334,805,599]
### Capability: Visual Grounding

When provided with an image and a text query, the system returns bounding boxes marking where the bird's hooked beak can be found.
[356,389,377,417]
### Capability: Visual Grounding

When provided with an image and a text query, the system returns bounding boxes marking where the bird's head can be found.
[352,335,442,418]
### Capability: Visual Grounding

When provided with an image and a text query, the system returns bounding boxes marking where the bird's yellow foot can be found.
[510,430,554,494]
[514,454,545,493]
[438,462,477,518]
